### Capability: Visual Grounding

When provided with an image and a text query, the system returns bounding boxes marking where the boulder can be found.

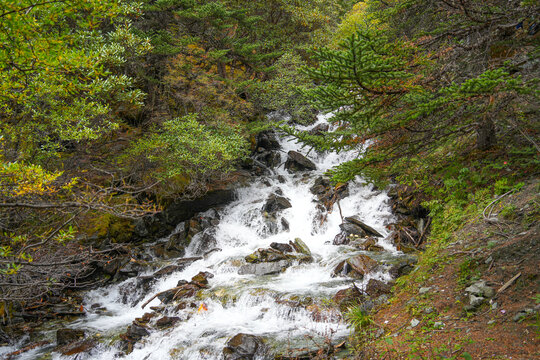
[344,216,383,237]
[284,151,316,172]
[333,254,378,279]
[238,260,290,276]
[262,194,292,213]
[223,333,267,360]
[56,328,85,346]
[270,242,294,253]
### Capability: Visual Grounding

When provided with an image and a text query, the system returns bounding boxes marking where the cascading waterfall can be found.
[3,114,401,360]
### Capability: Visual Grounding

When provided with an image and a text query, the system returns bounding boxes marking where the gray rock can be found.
[344,216,383,237]
[410,318,420,328]
[339,222,368,237]
[465,281,495,298]
[433,321,444,329]
[238,260,290,276]
[469,295,485,307]
[419,287,432,295]
[284,151,316,172]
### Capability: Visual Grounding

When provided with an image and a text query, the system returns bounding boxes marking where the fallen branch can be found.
[497,272,521,294]
[141,286,182,309]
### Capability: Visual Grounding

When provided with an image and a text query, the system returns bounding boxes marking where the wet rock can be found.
[344,216,383,237]
[223,333,267,360]
[290,238,311,256]
[153,265,181,277]
[284,151,316,172]
[56,328,85,346]
[191,271,214,286]
[245,248,288,263]
[270,242,294,253]
[155,316,180,328]
[351,238,385,252]
[238,260,290,276]
[58,339,96,356]
[262,194,292,213]
[339,222,368,237]
[189,230,218,256]
[256,151,281,169]
[277,175,286,183]
[126,322,150,341]
[157,283,200,303]
[332,232,349,245]
[281,217,290,231]
[366,279,392,297]
[309,123,329,135]
[256,131,280,150]
[333,254,378,279]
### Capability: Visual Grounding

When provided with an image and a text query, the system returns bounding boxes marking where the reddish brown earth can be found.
[363,181,540,360]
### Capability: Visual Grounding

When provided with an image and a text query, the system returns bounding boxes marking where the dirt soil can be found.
[369,180,540,360]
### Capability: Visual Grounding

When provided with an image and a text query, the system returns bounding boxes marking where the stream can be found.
[2,114,405,359]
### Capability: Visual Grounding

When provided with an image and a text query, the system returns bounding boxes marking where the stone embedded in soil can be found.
[333,254,378,279]
[56,328,85,346]
[388,258,417,279]
[223,333,267,360]
[262,194,292,213]
[465,281,495,298]
[238,260,290,276]
[284,150,317,172]
[469,295,485,307]
[344,216,383,237]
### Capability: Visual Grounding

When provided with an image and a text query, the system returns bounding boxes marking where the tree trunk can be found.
[476,117,496,150]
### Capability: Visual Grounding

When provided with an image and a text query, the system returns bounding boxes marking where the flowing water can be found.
[2,114,400,359]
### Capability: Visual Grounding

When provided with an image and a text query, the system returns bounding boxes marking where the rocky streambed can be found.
[0,115,420,360]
